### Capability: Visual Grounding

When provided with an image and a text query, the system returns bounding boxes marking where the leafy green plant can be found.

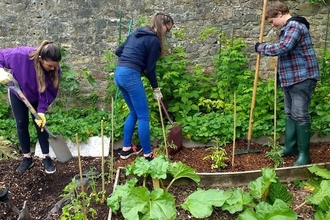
[107,156,200,219]
[60,178,97,220]
[0,136,18,159]
[183,168,294,219]
[203,137,229,169]
[304,165,330,219]
[86,167,104,204]
[108,157,296,220]
[264,139,284,168]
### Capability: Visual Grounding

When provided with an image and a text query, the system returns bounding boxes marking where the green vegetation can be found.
[0,25,329,156]
[107,157,298,220]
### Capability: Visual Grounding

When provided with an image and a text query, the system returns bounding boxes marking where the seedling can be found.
[203,137,229,169]
[264,139,284,168]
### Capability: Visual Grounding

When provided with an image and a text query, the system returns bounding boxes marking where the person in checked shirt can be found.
[255,1,320,166]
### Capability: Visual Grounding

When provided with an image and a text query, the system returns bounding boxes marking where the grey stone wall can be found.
[0,0,329,102]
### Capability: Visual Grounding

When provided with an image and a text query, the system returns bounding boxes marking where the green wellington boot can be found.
[294,123,311,166]
[282,118,298,156]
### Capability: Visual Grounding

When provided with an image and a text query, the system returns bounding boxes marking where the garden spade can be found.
[0,187,31,220]
[159,100,183,155]
[8,76,73,163]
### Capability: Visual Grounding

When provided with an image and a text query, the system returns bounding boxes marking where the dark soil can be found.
[0,139,329,220]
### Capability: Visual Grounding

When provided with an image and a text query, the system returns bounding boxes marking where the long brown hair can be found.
[29,40,62,93]
[150,12,174,57]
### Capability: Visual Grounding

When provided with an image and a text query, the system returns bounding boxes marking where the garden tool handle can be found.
[8,77,55,138]
[159,99,174,125]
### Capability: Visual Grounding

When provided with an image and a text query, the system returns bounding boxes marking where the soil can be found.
[0,139,329,220]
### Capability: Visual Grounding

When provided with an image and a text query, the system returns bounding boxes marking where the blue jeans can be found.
[114,66,152,155]
[283,79,317,124]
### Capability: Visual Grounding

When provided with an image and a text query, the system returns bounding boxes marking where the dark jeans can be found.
[114,66,152,155]
[283,79,317,124]
[9,92,49,154]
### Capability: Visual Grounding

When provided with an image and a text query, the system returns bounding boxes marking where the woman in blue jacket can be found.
[0,40,62,173]
[115,12,174,161]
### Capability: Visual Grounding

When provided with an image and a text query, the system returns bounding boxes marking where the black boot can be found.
[282,118,298,156]
[294,123,311,166]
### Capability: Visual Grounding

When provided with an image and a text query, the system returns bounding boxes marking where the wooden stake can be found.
[100,120,105,203]
[232,93,237,167]
[274,67,277,146]
[75,133,87,220]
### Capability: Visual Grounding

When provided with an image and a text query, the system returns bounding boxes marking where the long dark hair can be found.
[29,40,62,92]
[150,12,174,57]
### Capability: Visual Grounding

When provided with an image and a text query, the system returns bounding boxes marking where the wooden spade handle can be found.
[159,99,174,125]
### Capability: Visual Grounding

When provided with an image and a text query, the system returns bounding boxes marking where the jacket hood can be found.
[287,15,310,30]
[134,27,157,38]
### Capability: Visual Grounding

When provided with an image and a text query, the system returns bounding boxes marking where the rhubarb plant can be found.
[107,156,200,220]
[305,165,330,220]
[182,167,295,219]
[107,158,298,220]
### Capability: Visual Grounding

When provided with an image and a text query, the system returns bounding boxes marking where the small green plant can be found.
[0,136,18,159]
[60,178,97,220]
[203,137,229,169]
[86,167,104,203]
[264,139,284,168]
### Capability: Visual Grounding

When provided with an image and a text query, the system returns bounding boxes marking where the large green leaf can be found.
[307,180,330,205]
[222,189,255,214]
[308,165,330,179]
[182,189,230,218]
[238,199,297,220]
[167,161,200,183]
[121,187,176,220]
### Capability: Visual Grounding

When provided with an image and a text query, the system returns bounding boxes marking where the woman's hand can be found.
[153,88,163,101]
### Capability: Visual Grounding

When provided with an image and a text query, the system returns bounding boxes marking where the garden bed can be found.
[0,139,329,219]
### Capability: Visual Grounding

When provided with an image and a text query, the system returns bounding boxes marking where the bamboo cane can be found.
[247,0,268,150]
[274,67,277,146]
[100,120,105,203]
[232,93,237,168]
[75,133,87,220]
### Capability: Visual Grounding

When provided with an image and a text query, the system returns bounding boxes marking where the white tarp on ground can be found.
[34,136,118,159]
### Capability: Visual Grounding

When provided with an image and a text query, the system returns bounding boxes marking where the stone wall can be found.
[0,0,329,103]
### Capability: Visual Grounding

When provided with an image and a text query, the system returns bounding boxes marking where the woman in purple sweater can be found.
[0,40,62,174]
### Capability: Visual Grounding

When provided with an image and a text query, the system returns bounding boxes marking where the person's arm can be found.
[257,22,302,56]
[115,36,130,57]
[144,38,161,89]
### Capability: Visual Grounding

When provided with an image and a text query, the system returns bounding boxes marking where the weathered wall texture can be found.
[0,0,329,100]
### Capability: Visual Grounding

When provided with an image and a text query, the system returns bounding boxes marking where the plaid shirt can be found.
[258,18,320,87]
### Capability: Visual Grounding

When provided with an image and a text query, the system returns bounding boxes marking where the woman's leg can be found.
[9,92,34,172]
[115,66,152,156]
[9,92,31,154]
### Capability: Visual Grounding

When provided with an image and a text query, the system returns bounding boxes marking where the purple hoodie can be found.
[0,46,61,113]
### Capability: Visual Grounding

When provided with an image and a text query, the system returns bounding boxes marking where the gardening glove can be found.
[153,88,163,101]
[0,68,12,84]
[34,113,46,132]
